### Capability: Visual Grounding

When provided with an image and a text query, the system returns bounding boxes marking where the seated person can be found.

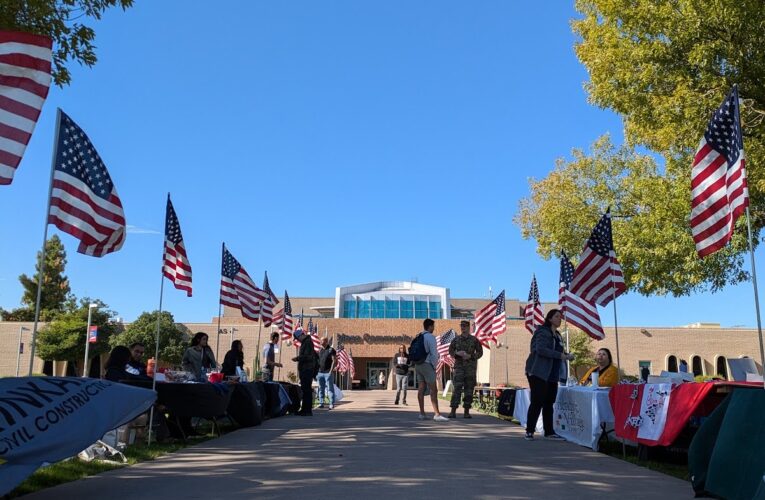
[104,346,151,383]
[579,348,619,388]
[221,339,244,377]
[127,342,148,376]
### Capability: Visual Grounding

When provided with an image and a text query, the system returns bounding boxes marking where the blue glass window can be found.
[415,300,429,319]
[343,300,356,319]
[385,299,399,318]
[357,300,370,318]
[371,299,385,318]
[400,299,414,319]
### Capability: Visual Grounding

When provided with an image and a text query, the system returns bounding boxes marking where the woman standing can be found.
[392,344,410,405]
[182,332,217,381]
[579,348,619,388]
[221,339,244,377]
[524,309,574,440]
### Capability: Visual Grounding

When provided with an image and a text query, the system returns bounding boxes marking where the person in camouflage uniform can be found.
[448,320,484,418]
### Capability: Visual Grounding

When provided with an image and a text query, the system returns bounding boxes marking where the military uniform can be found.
[448,334,483,410]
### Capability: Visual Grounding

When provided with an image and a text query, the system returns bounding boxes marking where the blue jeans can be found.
[317,372,335,406]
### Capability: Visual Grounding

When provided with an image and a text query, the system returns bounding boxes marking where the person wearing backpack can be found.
[412,318,449,422]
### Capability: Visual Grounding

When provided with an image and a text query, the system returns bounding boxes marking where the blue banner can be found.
[0,376,156,495]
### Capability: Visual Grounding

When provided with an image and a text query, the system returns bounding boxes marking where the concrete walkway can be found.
[26,390,692,499]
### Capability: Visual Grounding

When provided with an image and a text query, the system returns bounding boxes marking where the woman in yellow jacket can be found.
[579,348,619,387]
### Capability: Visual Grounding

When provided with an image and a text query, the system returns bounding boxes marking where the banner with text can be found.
[0,377,156,495]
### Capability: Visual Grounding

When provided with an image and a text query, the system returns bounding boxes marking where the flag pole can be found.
[744,207,765,387]
[255,320,264,375]
[147,265,166,445]
[215,243,225,361]
[28,108,62,376]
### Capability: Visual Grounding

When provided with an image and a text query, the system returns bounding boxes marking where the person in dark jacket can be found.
[393,344,410,405]
[292,327,319,416]
[127,342,147,376]
[221,339,244,377]
[524,309,574,441]
[104,346,150,383]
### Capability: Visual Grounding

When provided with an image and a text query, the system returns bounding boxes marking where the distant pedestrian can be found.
[414,318,449,422]
[448,320,483,418]
[378,370,387,389]
[317,337,337,409]
[640,365,650,382]
[524,309,574,440]
[292,328,318,416]
[261,332,282,382]
[393,344,410,405]
[679,359,688,373]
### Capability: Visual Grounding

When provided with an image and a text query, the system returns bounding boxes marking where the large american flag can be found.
[260,271,279,327]
[273,290,294,341]
[473,290,506,347]
[162,195,192,296]
[524,275,544,334]
[569,210,625,307]
[0,31,53,185]
[691,85,749,258]
[559,251,604,340]
[336,347,350,373]
[435,328,456,374]
[220,245,268,321]
[309,319,321,353]
[48,110,125,256]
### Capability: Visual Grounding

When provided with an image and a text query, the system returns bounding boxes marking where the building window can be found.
[371,299,385,319]
[429,301,442,319]
[667,355,678,372]
[385,299,399,318]
[691,355,704,377]
[357,300,370,319]
[414,300,429,319]
[715,356,728,380]
[343,300,357,319]
[400,299,414,319]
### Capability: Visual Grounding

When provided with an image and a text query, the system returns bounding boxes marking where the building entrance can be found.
[368,361,389,389]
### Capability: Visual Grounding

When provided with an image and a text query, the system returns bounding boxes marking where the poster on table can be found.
[553,387,598,449]
[636,383,672,441]
[0,377,156,496]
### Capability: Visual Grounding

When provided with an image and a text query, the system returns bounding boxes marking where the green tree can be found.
[567,329,595,379]
[35,298,122,371]
[2,235,75,321]
[514,136,749,296]
[516,0,765,296]
[0,0,135,86]
[109,311,190,366]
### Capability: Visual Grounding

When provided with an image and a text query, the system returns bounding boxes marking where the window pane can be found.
[358,300,370,318]
[385,300,399,318]
[415,300,428,319]
[343,300,356,319]
[400,300,414,319]
[371,299,385,319]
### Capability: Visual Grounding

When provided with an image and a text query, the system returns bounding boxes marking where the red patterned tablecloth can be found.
[609,382,758,446]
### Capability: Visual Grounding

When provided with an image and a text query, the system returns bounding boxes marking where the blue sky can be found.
[0,2,760,327]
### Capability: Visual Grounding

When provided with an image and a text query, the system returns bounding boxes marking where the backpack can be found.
[408,333,427,364]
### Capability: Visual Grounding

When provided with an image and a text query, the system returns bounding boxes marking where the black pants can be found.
[298,368,314,415]
[526,375,558,435]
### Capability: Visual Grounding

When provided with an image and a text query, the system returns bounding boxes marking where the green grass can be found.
[598,440,690,481]
[4,426,223,498]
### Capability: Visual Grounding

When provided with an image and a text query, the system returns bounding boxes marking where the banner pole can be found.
[744,207,765,388]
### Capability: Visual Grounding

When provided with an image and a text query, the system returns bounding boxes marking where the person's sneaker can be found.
[329,404,334,410]
[544,433,566,441]
[433,414,449,422]
[394,401,399,405]
[418,414,427,420]
[524,432,534,441]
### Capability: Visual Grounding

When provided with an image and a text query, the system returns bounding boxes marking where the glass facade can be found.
[342,295,443,319]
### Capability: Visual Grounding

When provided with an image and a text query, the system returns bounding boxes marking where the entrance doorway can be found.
[368,362,389,389]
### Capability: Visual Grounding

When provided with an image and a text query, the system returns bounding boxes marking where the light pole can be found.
[498,341,509,385]
[82,303,98,378]
[16,326,28,377]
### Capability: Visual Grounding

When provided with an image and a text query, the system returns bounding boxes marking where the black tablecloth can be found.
[227,383,264,427]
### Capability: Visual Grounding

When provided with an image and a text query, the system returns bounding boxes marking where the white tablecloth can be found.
[553,385,614,450]
[513,388,543,433]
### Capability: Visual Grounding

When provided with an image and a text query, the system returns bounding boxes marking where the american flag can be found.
[524,275,544,334]
[336,347,349,373]
[568,210,626,307]
[220,245,268,321]
[559,251,604,340]
[0,31,53,185]
[347,349,355,378]
[309,319,321,353]
[473,290,506,347]
[260,271,279,327]
[48,110,125,256]
[691,85,749,258]
[435,329,456,374]
[273,290,294,341]
[162,195,192,296]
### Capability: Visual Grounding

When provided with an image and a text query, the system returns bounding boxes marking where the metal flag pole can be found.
[215,243,225,361]
[28,108,63,376]
[147,271,166,445]
[744,207,765,388]
[255,318,264,374]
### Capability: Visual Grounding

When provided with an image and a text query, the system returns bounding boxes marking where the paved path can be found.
[26,390,692,499]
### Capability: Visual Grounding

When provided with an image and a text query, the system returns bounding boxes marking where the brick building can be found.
[1,281,762,385]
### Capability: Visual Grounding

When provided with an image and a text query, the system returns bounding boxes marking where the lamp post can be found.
[82,303,98,378]
[16,326,28,377]
[498,341,509,385]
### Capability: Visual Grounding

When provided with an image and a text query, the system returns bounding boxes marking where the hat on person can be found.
[293,328,304,340]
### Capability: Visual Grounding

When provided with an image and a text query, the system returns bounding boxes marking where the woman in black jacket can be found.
[221,339,244,377]
[393,344,410,405]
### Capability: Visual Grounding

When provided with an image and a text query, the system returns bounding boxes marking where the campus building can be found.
[0,280,762,386]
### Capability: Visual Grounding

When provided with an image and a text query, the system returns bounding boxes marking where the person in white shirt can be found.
[414,318,449,422]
